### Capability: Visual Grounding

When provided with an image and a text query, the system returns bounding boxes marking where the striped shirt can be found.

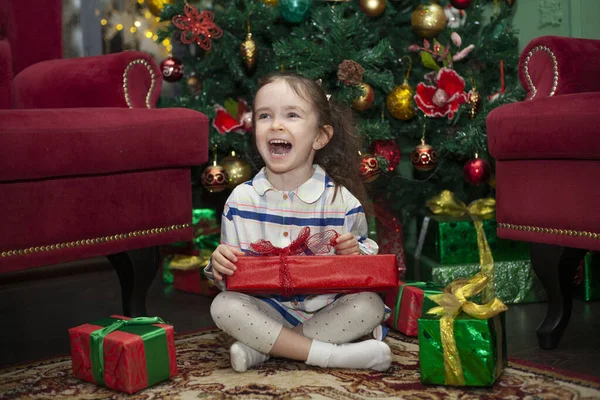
[204,164,389,339]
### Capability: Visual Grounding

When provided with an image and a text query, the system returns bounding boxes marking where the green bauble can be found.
[280,0,313,23]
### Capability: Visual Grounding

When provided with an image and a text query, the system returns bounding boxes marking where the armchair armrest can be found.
[12,51,162,109]
[519,36,600,100]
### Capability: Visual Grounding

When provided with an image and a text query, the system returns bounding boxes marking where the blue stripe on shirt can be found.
[259,298,302,326]
[228,207,346,227]
[346,206,364,216]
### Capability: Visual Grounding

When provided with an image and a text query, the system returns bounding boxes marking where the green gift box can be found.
[418,215,529,265]
[419,312,507,386]
[415,252,546,304]
[574,252,600,301]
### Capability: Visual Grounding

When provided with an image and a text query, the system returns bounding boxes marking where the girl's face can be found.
[254,80,328,181]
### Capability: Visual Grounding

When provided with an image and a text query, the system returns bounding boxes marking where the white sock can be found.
[230,341,270,372]
[305,339,392,371]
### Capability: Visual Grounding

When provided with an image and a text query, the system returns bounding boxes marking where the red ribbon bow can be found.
[250,227,339,296]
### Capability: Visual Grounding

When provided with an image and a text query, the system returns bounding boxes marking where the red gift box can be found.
[384,281,443,336]
[227,254,398,295]
[173,268,220,296]
[69,315,177,394]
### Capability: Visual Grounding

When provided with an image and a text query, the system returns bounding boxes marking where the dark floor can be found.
[1,257,599,378]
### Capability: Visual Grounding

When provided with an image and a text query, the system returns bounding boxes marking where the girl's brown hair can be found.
[253,72,371,214]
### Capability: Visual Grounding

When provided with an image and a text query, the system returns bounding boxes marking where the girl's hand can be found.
[211,244,245,281]
[335,233,360,255]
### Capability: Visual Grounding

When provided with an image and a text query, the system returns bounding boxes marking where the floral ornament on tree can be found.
[414,68,469,119]
[444,5,467,29]
[213,98,253,134]
[408,32,474,71]
[172,4,222,50]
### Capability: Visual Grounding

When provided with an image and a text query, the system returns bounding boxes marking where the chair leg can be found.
[530,243,586,349]
[107,246,160,317]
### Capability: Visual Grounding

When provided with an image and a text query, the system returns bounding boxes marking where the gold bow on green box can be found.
[425,190,496,302]
[419,273,508,386]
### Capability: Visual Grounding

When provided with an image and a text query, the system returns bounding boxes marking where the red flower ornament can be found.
[414,68,469,119]
[172,4,222,51]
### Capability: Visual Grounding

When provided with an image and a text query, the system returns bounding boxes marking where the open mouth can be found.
[269,139,292,156]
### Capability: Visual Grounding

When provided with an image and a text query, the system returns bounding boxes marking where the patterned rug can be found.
[1,329,599,399]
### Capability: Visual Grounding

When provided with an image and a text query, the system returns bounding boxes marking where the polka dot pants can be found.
[210,291,386,354]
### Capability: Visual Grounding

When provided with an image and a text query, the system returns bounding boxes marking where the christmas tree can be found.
[156,0,522,218]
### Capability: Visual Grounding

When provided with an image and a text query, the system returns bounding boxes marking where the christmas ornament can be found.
[359,153,382,183]
[172,5,223,51]
[338,60,364,86]
[186,75,203,94]
[444,5,467,29]
[145,0,174,17]
[202,147,229,193]
[360,0,386,17]
[467,87,480,119]
[387,56,415,120]
[264,0,278,5]
[213,98,253,134]
[411,138,437,171]
[160,56,184,82]
[449,0,471,10]
[352,82,375,112]
[280,0,313,23]
[202,163,229,193]
[387,81,416,121]
[372,139,401,172]
[221,151,252,189]
[463,157,491,185]
[411,2,447,38]
[414,67,468,119]
[240,33,257,70]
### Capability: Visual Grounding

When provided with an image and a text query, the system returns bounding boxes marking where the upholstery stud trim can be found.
[0,223,190,258]
[123,59,156,109]
[498,223,599,240]
[523,45,559,100]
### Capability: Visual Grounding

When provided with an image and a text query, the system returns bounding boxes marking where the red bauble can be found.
[160,56,184,83]
[359,153,382,183]
[411,139,437,171]
[450,0,472,9]
[463,158,491,185]
[372,139,401,172]
[201,164,229,193]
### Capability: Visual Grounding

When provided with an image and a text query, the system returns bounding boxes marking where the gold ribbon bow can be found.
[169,250,213,271]
[426,190,496,302]
[427,273,508,386]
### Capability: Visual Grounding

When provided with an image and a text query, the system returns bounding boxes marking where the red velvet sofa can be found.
[0,0,208,316]
[487,36,600,349]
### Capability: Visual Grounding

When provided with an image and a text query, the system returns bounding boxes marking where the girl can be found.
[205,73,392,373]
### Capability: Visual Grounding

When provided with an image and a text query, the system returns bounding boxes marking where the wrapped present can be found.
[69,316,177,394]
[419,273,508,386]
[227,227,397,295]
[417,215,529,265]
[161,207,220,293]
[384,281,443,336]
[413,252,546,304]
[574,252,600,301]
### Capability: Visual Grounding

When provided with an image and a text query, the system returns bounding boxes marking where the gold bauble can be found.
[352,82,375,112]
[240,33,257,71]
[263,0,278,5]
[221,151,252,189]
[359,0,386,17]
[201,164,229,193]
[386,80,416,121]
[186,75,203,94]
[411,2,447,38]
[145,0,174,17]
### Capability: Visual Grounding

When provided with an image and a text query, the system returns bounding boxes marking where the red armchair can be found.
[0,0,208,316]
[487,36,600,349]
